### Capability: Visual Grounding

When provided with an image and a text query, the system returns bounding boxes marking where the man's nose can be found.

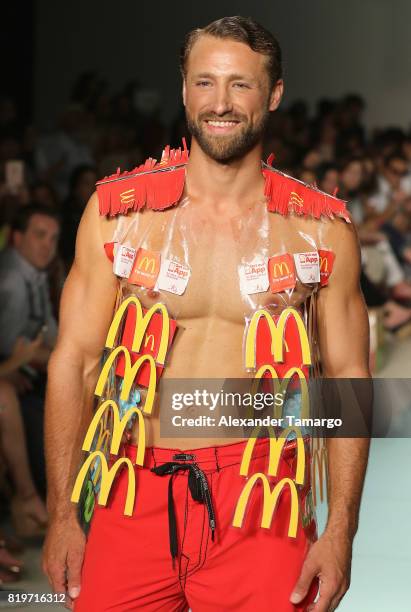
[212,84,233,116]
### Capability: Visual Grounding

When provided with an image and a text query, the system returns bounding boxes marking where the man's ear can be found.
[182,79,187,107]
[269,79,284,112]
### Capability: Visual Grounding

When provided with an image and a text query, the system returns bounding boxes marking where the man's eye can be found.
[196,81,211,87]
[234,82,250,89]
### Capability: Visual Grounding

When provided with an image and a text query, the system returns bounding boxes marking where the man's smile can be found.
[203,119,241,133]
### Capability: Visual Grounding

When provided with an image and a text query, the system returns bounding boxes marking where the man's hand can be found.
[10,335,44,368]
[290,531,352,611]
[42,514,86,610]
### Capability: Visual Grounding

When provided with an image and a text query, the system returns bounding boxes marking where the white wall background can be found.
[34,0,411,130]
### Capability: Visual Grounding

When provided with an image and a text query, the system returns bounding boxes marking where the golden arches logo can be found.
[82,399,146,465]
[94,346,156,413]
[288,191,304,208]
[272,261,290,277]
[120,188,135,204]
[105,296,170,366]
[319,257,329,273]
[239,425,306,485]
[249,364,310,420]
[232,474,299,537]
[80,401,113,522]
[144,333,155,351]
[311,443,328,506]
[138,256,156,273]
[245,307,311,370]
[71,451,136,516]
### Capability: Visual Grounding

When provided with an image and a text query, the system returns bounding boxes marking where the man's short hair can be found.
[12,204,61,233]
[180,16,282,89]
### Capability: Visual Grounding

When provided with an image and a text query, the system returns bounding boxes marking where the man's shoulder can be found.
[0,250,26,297]
[96,141,189,218]
[0,249,23,278]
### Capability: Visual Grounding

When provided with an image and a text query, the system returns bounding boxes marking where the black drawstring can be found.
[151,461,216,562]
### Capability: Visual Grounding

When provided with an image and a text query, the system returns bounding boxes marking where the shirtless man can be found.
[43,16,370,612]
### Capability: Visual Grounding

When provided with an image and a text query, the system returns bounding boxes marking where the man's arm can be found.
[317,220,371,540]
[291,219,371,612]
[42,192,118,608]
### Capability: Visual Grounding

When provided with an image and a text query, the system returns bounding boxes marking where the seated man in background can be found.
[0,204,60,498]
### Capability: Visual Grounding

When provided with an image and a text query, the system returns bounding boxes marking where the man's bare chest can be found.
[110,200,332,324]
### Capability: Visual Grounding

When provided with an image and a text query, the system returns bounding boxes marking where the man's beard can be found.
[186,108,270,163]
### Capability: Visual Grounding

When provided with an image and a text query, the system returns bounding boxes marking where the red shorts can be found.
[75,438,319,611]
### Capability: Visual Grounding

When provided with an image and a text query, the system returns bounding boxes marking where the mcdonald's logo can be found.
[268,254,296,293]
[95,346,157,413]
[301,490,315,529]
[311,444,328,505]
[128,248,160,289]
[82,399,146,465]
[144,333,155,351]
[245,307,311,370]
[273,262,290,277]
[239,425,306,485]
[120,188,135,205]
[250,365,309,420]
[232,474,299,537]
[105,296,170,366]
[88,407,112,489]
[319,257,328,273]
[80,404,112,523]
[71,451,136,516]
[139,256,156,273]
[288,191,304,208]
[318,249,335,287]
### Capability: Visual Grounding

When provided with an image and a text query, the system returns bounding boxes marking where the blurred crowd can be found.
[0,72,411,582]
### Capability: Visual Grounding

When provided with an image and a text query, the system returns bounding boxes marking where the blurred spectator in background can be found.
[30,181,60,210]
[60,164,97,270]
[335,94,366,158]
[34,105,94,200]
[402,135,411,173]
[360,270,411,332]
[334,156,411,300]
[368,153,411,221]
[0,205,60,498]
[97,121,142,178]
[0,345,48,537]
[132,85,167,159]
[317,162,339,195]
[0,337,50,582]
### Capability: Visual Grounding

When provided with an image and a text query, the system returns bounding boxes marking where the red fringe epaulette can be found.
[96,140,189,216]
[262,157,350,223]
[97,144,350,222]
